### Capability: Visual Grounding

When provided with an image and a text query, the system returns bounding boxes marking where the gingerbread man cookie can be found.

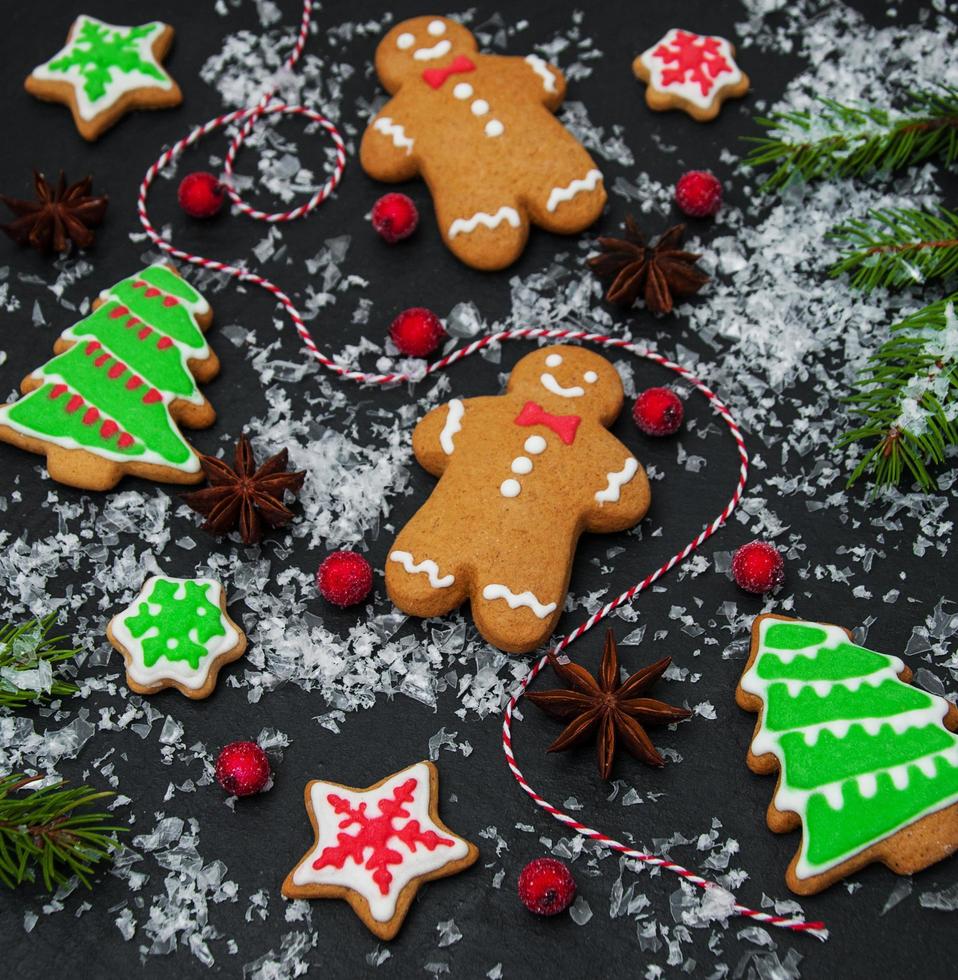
[26,15,182,141]
[360,16,606,270]
[385,345,651,654]
[633,29,749,122]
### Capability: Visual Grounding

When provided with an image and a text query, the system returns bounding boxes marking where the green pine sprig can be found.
[829,207,958,291]
[743,87,958,192]
[0,613,79,710]
[0,773,124,890]
[840,295,958,490]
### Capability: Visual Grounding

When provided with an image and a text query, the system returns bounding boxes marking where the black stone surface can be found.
[2,1,956,978]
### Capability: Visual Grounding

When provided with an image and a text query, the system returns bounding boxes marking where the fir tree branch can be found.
[0,613,79,710]
[840,295,958,491]
[0,773,124,890]
[743,87,958,192]
[829,207,958,291]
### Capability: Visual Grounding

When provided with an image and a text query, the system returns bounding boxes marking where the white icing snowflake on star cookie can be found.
[633,28,749,121]
[107,575,246,699]
[283,761,478,940]
[26,15,182,141]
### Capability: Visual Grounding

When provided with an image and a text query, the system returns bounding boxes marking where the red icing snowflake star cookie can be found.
[633,29,749,122]
[282,761,478,940]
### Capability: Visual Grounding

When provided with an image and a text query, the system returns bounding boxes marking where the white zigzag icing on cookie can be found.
[448,206,521,238]
[524,54,557,93]
[390,550,455,588]
[546,169,603,213]
[373,116,414,154]
[439,399,464,455]
[595,457,639,503]
[481,583,556,619]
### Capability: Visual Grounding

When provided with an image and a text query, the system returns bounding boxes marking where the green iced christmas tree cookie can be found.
[737,614,958,894]
[0,264,219,490]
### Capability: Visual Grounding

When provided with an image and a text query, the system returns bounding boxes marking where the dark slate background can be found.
[2,1,956,978]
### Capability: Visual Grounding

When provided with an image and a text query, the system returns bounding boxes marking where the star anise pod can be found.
[0,171,108,254]
[526,629,691,780]
[182,435,306,545]
[587,218,709,315]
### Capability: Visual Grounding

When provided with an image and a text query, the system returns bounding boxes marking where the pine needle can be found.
[743,87,958,192]
[0,773,124,890]
[0,613,79,710]
[829,207,958,291]
[840,295,958,491]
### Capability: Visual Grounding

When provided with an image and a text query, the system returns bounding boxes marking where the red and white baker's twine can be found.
[137,0,826,940]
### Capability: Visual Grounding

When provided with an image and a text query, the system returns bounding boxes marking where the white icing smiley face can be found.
[539,352,601,398]
[394,18,452,61]
[507,346,624,426]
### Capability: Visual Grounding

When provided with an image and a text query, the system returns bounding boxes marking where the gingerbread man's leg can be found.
[469,563,569,655]
[385,514,469,620]
[524,140,606,236]
[434,185,530,271]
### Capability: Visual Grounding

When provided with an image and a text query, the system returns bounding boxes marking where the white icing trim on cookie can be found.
[373,116,414,154]
[524,435,547,454]
[427,20,446,36]
[481,583,557,619]
[390,550,455,588]
[595,457,639,503]
[439,398,464,455]
[500,478,521,498]
[448,207,521,238]
[413,39,452,61]
[525,54,557,93]
[484,120,504,138]
[638,29,742,111]
[540,373,584,398]
[546,169,604,213]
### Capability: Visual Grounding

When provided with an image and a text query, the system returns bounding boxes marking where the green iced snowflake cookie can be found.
[26,15,182,140]
[108,575,246,698]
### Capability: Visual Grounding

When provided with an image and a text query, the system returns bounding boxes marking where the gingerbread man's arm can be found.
[411,397,470,477]
[360,94,420,183]
[493,54,566,111]
[584,434,651,533]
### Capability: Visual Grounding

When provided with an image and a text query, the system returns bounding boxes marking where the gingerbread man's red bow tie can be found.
[515,401,581,445]
[422,55,476,90]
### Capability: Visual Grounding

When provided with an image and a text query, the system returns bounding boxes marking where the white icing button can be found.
[500,478,521,498]
[471,99,489,116]
[485,119,504,137]
[397,32,415,49]
[453,82,473,99]
[524,435,546,454]
[545,353,563,367]
[427,19,446,35]
[584,370,598,383]
[511,456,533,475]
